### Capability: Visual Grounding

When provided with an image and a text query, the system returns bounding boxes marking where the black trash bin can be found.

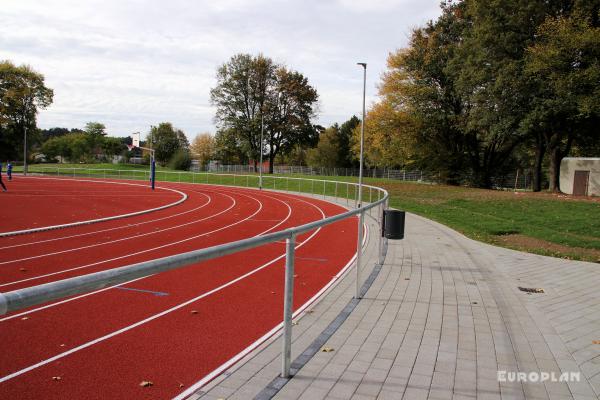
[383,210,405,240]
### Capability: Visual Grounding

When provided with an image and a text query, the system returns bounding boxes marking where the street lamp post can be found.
[357,63,366,206]
[23,125,28,176]
[259,111,264,190]
[356,62,367,299]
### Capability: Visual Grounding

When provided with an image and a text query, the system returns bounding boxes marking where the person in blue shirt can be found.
[0,162,7,192]
[7,161,12,181]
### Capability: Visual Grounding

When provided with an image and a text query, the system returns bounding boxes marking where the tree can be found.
[351,101,418,170]
[176,129,190,150]
[149,123,182,165]
[263,67,319,173]
[39,127,72,142]
[338,116,360,167]
[211,54,275,171]
[102,137,126,160]
[364,2,471,183]
[169,149,192,170]
[210,53,319,173]
[0,60,53,161]
[41,135,72,162]
[190,132,216,168]
[84,122,106,137]
[214,128,248,165]
[83,121,107,160]
[525,3,600,191]
[307,125,341,168]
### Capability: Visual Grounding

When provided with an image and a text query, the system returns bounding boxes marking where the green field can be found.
[380,181,600,263]
[21,164,600,263]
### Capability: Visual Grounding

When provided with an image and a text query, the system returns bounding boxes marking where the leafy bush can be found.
[169,149,192,170]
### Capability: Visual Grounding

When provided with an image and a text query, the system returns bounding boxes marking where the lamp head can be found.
[357,62,367,68]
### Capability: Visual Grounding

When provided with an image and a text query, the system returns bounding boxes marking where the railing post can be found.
[379,201,385,266]
[369,188,373,218]
[356,210,365,299]
[335,181,338,199]
[323,180,326,199]
[346,183,349,205]
[282,234,296,378]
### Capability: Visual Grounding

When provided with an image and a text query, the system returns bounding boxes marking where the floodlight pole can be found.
[356,62,367,299]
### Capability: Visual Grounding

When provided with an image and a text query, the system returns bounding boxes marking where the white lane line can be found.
[1,189,293,317]
[0,188,349,386]
[1,192,237,265]
[173,191,356,400]
[0,190,307,383]
[0,177,187,237]
[0,276,150,322]
[0,193,240,287]
[0,190,212,251]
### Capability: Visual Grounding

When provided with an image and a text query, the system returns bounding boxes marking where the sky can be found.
[1,0,442,141]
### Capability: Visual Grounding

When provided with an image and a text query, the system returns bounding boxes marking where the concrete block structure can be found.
[560,157,600,196]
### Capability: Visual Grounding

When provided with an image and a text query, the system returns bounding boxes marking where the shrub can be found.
[169,149,192,170]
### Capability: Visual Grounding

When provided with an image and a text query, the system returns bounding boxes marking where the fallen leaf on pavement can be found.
[518,287,544,293]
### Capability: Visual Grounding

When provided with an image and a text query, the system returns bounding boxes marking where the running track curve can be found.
[0,176,359,400]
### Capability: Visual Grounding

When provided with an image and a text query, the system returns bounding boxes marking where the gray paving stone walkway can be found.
[191,211,600,400]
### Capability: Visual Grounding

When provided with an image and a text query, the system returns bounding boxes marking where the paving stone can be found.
[190,211,600,400]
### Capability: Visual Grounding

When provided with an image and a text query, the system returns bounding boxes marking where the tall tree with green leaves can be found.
[149,122,182,165]
[525,1,600,191]
[450,0,560,187]
[0,60,53,160]
[211,53,319,173]
[214,128,249,165]
[83,121,106,159]
[210,54,275,171]
[263,67,319,173]
[338,116,360,168]
[364,1,469,182]
[307,124,341,168]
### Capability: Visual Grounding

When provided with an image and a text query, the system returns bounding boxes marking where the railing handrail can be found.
[0,169,388,315]
[3,168,389,380]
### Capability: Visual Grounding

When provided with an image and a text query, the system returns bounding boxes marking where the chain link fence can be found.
[193,164,535,190]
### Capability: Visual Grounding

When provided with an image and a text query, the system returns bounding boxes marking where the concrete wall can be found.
[560,157,600,196]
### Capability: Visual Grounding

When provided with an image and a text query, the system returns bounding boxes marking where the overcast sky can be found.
[1,0,441,140]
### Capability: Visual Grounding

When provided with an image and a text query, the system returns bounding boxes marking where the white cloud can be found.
[1,0,441,139]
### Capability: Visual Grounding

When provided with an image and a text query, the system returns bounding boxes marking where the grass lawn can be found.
[19,164,600,263]
[380,180,600,263]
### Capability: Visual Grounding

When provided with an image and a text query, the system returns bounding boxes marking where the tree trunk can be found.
[547,132,573,193]
[253,159,258,173]
[532,134,546,192]
[548,146,561,192]
[268,152,275,174]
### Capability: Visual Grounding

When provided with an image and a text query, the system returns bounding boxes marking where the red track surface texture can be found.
[0,176,358,400]
[0,177,182,233]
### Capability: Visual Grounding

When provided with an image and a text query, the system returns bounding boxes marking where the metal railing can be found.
[0,168,388,379]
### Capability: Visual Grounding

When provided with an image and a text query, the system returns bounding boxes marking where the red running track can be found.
[0,177,359,400]
[0,176,184,233]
